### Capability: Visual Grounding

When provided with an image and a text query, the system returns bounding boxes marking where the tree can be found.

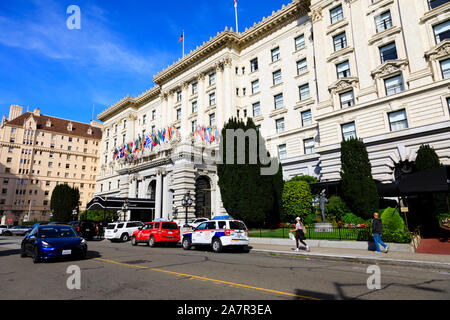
[416,145,441,171]
[50,184,80,222]
[340,139,379,219]
[217,118,283,227]
[282,180,312,222]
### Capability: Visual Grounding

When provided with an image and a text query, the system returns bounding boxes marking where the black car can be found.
[68,221,97,240]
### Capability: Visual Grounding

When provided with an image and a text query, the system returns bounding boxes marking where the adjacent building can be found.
[0,105,102,224]
[95,0,450,222]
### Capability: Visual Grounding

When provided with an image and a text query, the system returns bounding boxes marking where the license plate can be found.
[85,229,90,231]
[62,250,72,255]
[168,232,173,235]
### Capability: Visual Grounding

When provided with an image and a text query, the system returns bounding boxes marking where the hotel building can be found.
[95,0,450,222]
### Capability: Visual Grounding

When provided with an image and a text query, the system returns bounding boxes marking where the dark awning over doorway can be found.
[86,197,155,211]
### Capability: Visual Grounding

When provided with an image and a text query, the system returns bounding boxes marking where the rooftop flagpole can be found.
[234,0,239,33]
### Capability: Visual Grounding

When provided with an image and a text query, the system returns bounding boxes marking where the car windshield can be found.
[229,221,247,231]
[162,223,178,230]
[106,224,116,230]
[38,227,77,239]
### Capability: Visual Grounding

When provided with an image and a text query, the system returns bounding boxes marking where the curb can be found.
[249,248,450,271]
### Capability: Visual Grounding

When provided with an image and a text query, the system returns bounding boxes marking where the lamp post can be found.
[122,199,129,222]
[181,191,193,228]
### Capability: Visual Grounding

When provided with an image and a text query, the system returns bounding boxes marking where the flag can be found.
[234,0,237,8]
[178,33,184,43]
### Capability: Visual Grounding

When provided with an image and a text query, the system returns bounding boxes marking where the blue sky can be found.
[0,0,289,123]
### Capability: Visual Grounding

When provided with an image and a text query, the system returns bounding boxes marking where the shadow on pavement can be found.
[0,249,21,257]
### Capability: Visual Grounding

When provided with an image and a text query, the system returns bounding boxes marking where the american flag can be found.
[234,0,237,8]
[178,33,184,43]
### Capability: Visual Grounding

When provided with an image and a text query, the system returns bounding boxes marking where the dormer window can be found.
[67,122,73,132]
[46,120,52,128]
[87,128,93,135]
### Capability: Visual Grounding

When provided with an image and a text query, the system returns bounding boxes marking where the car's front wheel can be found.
[20,246,27,258]
[32,246,41,264]
[182,237,192,250]
[212,238,223,253]
[131,236,138,246]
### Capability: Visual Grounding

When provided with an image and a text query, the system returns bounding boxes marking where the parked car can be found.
[68,221,97,240]
[21,224,88,263]
[182,219,249,253]
[3,226,32,236]
[0,225,8,235]
[131,221,180,247]
[188,218,209,229]
[105,221,144,242]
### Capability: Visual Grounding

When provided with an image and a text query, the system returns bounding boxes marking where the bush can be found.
[282,180,312,221]
[290,175,318,184]
[381,207,406,233]
[382,231,412,244]
[326,196,349,222]
[341,213,365,225]
[304,214,317,226]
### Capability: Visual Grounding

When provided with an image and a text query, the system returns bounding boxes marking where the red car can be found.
[131,221,180,247]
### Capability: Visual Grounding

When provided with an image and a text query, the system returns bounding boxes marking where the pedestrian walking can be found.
[290,217,310,252]
[372,212,389,253]
[98,222,104,240]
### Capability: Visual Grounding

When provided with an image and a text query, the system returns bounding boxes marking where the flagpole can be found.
[235,2,239,33]
[183,30,185,57]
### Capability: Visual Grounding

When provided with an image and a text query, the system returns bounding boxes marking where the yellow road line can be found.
[94,257,320,300]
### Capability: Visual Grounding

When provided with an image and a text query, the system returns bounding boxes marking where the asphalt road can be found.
[0,236,449,300]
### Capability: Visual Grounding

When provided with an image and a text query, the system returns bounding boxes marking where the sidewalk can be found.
[248,241,450,271]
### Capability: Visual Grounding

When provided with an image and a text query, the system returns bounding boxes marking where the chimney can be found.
[8,105,23,121]
[33,108,41,116]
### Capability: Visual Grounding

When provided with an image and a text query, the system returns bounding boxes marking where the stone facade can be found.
[95,0,450,221]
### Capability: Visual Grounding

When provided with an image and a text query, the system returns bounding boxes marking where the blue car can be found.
[21,225,88,263]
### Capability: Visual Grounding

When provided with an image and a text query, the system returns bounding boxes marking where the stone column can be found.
[181,83,190,140]
[215,62,225,129]
[128,177,137,199]
[197,73,206,125]
[223,57,233,125]
[155,172,163,219]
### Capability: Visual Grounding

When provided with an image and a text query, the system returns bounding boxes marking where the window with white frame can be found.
[301,110,312,127]
[297,59,307,75]
[379,42,398,63]
[274,93,284,109]
[295,34,305,51]
[389,110,408,131]
[273,70,282,85]
[209,72,216,86]
[209,113,216,127]
[152,110,156,120]
[375,11,392,33]
[342,122,357,141]
[209,92,216,106]
[192,82,198,95]
[176,90,182,102]
[330,5,344,24]
[428,0,449,10]
[253,102,261,117]
[446,97,450,112]
[433,20,450,44]
[299,84,310,100]
[176,108,182,120]
[278,144,287,160]
[191,120,197,133]
[192,101,198,113]
[333,32,347,51]
[440,58,450,79]
[250,58,259,72]
[271,47,280,62]
[276,118,285,134]
[340,90,355,108]
[251,80,260,94]
[337,60,351,78]
[384,74,404,95]
[304,138,315,155]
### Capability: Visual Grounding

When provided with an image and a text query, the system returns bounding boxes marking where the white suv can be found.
[182,220,249,253]
[105,221,144,242]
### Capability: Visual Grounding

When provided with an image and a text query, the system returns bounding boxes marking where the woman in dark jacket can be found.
[372,213,389,253]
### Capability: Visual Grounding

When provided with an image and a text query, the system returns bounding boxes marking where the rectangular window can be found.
[192,120,197,133]
[176,90,182,102]
[333,32,347,51]
[330,5,344,24]
[276,118,285,134]
[433,20,450,44]
[380,42,398,63]
[342,122,357,141]
[336,60,350,78]
[301,110,312,127]
[389,110,408,132]
[123,120,127,129]
[297,59,307,75]
[192,101,198,113]
[304,138,315,155]
[385,75,404,95]
[176,108,182,120]
[428,0,448,10]
[251,80,260,94]
[295,35,305,51]
[299,84,310,100]
[209,114,216,127]
[278,145,287,160]
[274,93,284,109]
[192,82,198,95]
[271,47,280,62]
[209,93,216,106]
[440,58,450,79]
[250,58,259,72]
[253,102,261,117]
[273,70,282,86]
[209,72,216,86]
[142,115,146,125]
[375,11,392,33]
[340,90,355,108]
[152,110,156,120]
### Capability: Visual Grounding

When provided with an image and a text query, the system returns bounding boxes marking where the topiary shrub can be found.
[381,207,406,233]
[326,196,349,222]
[282,180,312,221]
[342,213,365,225]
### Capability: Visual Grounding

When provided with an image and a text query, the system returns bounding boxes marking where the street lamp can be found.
[181,191,193,228]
